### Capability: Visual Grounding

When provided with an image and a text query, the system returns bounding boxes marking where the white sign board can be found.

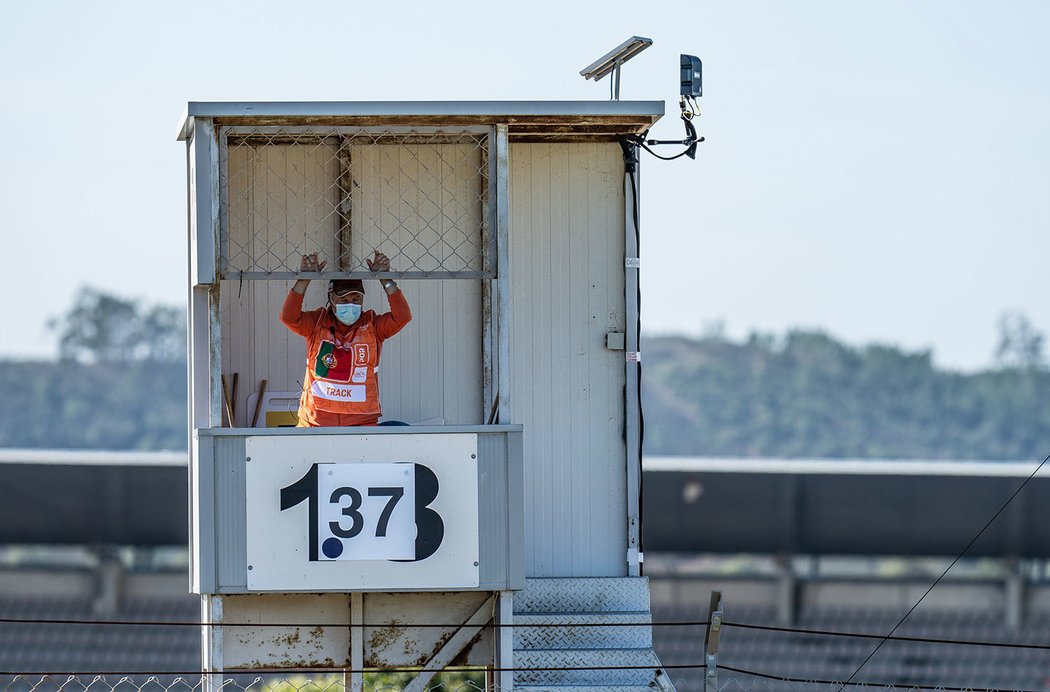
[245,433,479,591]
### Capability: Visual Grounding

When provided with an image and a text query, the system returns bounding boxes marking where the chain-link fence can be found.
[1,674,1043,692]
[3,607,1049,691]
[220,128,491,280]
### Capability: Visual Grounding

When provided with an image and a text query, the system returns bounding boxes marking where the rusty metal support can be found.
[347,592,364,692]
[403,595,495,692]
[493,125,511,425]
[201,595,223,692]
[704,590,722,692]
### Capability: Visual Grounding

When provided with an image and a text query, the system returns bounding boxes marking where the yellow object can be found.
[265,410,299,428]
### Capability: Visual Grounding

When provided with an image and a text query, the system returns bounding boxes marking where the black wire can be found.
[628,149,645,565]
[635,140,697,161]
[720,663,1044,692]
[0,663,707,677]
[0,616,709,629]
[837,449,1050,690]
[6,614,1050,652]
[723,620,1050,650]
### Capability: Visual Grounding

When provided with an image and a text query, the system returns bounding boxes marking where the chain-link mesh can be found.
[0,675,1025,692]
[220,127,491,280]
[0,676,486,692]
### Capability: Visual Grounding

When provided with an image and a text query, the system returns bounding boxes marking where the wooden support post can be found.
[338,139,354,271]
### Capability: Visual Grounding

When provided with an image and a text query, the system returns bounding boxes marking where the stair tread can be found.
[514,684,659,688]
[516,648,662,657]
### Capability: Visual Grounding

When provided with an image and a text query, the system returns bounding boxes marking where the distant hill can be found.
[0,360,186,450]
[0,330,1047,459]
[642,331,1050,460]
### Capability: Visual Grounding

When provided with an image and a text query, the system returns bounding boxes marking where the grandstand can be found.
[2,450,1049,688]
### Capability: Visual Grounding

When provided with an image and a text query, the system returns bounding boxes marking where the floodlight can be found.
[680,54,703,98]
[580,36,653,100]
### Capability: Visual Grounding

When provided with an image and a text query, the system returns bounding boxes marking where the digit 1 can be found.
[280,464,319,561]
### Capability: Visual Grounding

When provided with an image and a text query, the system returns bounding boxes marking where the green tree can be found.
[995,310,1045,370]
[48,287,185,363]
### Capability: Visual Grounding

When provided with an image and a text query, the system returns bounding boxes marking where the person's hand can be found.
[300,253,327,273]
[366,250,390,273]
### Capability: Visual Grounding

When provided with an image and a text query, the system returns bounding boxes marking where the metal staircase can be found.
[513,577,675,691]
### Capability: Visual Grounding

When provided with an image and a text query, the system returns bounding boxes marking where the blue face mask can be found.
[334,303,362,325]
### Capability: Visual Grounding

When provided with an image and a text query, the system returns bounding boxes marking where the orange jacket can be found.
[280,289,412,427]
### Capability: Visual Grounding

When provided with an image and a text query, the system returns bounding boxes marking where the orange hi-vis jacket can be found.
[280,289,412,427]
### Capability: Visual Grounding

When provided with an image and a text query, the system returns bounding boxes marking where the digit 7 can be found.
[368,487,405,537]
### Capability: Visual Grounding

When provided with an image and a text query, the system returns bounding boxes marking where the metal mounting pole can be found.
[704,591,723,692]
[623,142,642,576]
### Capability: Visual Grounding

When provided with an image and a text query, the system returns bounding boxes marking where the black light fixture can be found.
[680,54,703,98]
[627,52,705,161]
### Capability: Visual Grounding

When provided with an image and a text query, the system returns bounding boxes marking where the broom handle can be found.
[250,379,268,428]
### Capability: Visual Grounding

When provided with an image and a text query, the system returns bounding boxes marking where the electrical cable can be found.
[627,145,645,568]
[0,663,708,677]
[6,613,1050,652]
[634,139,697,162]
[836,449,1050,690]
[720,663,1044,692]
[723,620,1050,650]
[0,615,709,629]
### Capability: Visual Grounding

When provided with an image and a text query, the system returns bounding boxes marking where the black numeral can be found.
[368,487,405,537]
[280,463,443,562]
[329,487,365,538]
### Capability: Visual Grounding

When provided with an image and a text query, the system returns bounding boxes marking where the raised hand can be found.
[299,253,327,273]
[366,250,390,273]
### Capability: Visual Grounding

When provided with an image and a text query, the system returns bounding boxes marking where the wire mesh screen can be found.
[220,128,491,280]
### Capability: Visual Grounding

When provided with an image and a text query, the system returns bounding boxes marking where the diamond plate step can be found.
[512,687,659,691]
[513,648,662,687]
[515,577,652,614]
[514,612,653,650]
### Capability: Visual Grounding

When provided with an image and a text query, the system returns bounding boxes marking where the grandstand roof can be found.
[643,456,1050,558]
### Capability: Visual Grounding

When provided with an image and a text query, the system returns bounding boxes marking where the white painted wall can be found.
[509,142,627,577]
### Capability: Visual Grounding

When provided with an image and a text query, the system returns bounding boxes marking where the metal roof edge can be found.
[0,448,186,467]
[176,104,192,141]
[643,455,1044,478]
[176,100,665,140]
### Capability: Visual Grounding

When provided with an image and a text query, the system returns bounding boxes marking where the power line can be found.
[0,663,707,677]
[0,616,708,629]
[837,449,1050,689]
[723,620,1050,650]
[5,613,1050,652]
[720,663,1044,692]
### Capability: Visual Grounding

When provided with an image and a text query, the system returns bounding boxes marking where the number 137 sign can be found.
[245,434,480,591]
[281,462,442,561]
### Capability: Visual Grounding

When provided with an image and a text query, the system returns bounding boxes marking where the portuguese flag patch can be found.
[314,341,354,381]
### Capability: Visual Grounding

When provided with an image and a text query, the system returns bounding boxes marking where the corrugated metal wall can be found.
[509,142,627,577]
[220,141,483,427]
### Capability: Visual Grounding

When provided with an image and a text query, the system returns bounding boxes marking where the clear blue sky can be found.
[1,0,1046,370]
